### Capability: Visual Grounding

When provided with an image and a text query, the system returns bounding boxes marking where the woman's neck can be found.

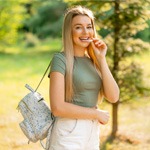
[74,48,87,57]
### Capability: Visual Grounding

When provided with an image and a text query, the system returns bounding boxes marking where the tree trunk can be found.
[111,101,119,138]
[111,0,120,138]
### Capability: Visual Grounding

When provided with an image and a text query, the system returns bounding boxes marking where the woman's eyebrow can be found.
[74,23,92,26]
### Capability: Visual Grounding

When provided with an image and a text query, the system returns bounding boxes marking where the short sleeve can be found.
[49,52,66,77]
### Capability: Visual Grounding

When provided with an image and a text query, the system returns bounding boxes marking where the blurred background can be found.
[0,0,150,150]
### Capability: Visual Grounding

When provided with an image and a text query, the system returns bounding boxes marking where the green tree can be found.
[24,0,67,38]
[66,0,150,138]
[0,0,27,51]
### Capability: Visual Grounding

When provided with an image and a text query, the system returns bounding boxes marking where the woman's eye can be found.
[76,26,81,29]
[87,26,92,29]
[74,26,93,30]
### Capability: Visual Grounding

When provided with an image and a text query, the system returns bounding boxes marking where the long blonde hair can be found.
[62,6,103,102]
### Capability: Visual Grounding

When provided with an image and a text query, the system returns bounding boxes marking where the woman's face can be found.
[72,15,94,51]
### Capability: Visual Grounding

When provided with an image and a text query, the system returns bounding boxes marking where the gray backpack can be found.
[17,62,54,149]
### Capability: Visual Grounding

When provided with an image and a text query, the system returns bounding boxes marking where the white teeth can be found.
[80,38,88,40]
[86,39,93,42]
[80,38,92,42]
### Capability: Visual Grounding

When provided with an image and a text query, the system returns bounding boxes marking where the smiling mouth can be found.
[79,38,93,42]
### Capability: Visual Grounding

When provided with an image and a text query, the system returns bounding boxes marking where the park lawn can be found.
[0,39,150,150]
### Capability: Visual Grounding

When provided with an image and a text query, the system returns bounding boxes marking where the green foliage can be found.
[118,62,147,101]
[105,1,150,101]
[0,0,27,51]
[135,20,150,42]
[24,0,67,38]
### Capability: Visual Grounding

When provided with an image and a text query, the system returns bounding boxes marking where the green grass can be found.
[0,39,150,150]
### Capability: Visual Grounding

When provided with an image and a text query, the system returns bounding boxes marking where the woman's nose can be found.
[82,27,88,34]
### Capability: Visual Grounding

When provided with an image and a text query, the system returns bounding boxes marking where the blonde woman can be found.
[48,6,119,150]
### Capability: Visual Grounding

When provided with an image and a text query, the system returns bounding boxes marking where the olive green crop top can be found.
[49,52,102,108]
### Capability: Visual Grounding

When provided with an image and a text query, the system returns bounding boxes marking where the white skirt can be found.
[46,117,100,150]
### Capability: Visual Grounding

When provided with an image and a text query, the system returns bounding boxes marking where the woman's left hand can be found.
[91,38,107,59]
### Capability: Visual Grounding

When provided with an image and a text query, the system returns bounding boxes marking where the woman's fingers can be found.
[91,38,107,50]
[97,110,110,125]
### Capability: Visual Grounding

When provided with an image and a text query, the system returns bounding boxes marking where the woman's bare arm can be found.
[50,72,109,124]
[91,38,120,103]
[97,57,120,103]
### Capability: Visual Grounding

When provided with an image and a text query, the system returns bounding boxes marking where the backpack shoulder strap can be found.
[35,61,51,92]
